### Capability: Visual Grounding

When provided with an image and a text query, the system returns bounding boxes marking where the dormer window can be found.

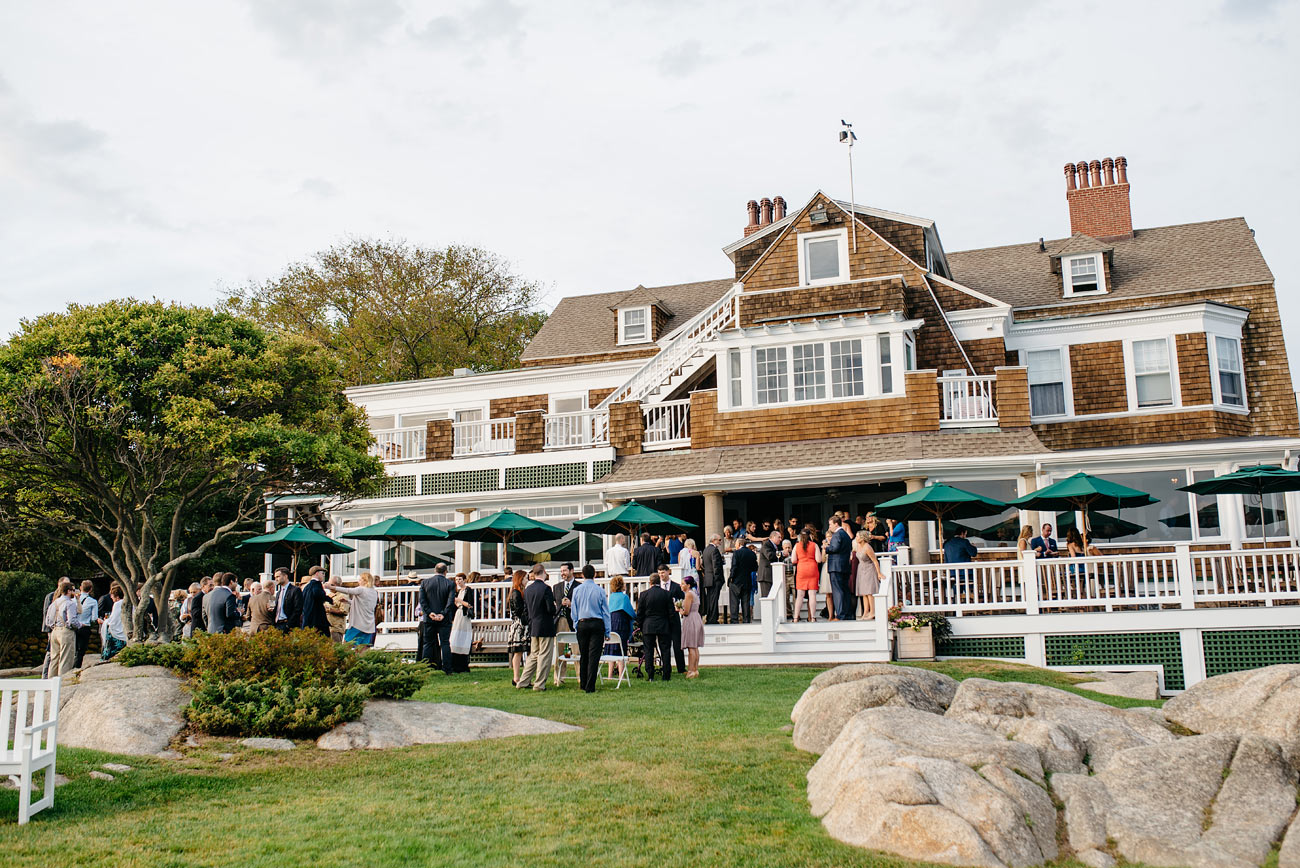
[798,228,850,287]
[618,306,650,344]
[1064,254,1105,296]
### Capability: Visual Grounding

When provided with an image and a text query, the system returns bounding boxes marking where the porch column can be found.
[603,498,627,557]
[702,490,726,539]
[262,503,275,580]
[1018,471,1040,536]
[454,508,476,574]
[903,477,930,565]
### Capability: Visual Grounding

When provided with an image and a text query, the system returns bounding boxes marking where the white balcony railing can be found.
[370,427,427,463]
[939,375,998,427]
[452,417,516,457]
[642,399,691,449]
[543,409,610,450]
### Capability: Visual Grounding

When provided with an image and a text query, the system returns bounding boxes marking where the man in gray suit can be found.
[204,572,242,634]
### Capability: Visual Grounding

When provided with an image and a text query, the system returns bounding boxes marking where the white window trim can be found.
[1209,335,1248,412]
[617,305,651,345]
[1063,253,1107,297]
[1022,346,1075,420]
[796,227,851,287]
[1123,336,1181,413]
[547,392,588,414]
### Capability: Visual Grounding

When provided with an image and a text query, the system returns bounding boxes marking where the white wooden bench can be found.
[2,678,61,824]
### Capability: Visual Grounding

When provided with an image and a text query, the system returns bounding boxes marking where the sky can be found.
[1,0,1298,374]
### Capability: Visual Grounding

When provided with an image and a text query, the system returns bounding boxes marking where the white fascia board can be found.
[947,307,1011,342]
[1006,302,1248,352]
[345,358,644,401]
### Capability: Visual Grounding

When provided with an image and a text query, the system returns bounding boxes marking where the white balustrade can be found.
[939,375,998,426]
[1192,548,1300,605]
[890,560,1025,616]
[642,399,691,449]
[1037,553,1182,611]
[370,427,427,463]
[543,409,610,449]
[452,417,516,456]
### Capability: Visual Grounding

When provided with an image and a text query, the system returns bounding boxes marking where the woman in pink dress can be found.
[679,576,705,678]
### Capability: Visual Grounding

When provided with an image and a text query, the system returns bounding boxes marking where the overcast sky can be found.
[1,1,1297,375]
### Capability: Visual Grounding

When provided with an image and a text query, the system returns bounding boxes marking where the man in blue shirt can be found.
[73,580,98,668]
[569,564,610,693]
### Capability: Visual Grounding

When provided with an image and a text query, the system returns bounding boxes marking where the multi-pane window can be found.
[1066,255,1101,294]
[1215,336,1244,407]
[1132,339,1173,408]
[879,338,895,393]
[830,339,864,398]
[728,349,743,406]
[792,344,826,401]
[619,307,648,343]
[755,347,789,405]
[1027,349,1067,416]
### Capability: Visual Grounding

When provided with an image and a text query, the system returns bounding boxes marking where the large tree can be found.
[0,300,384,639]
[225,239,548,385]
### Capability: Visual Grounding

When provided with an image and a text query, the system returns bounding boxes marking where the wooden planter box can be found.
[894,625,935,661]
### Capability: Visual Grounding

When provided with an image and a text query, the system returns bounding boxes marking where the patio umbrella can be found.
[1180,464,1300,544]
[1057,510,1146,541]
[1012,472,1157,551]
[341,514,450,579]
[874,484,1009,562]
[446,509,569,572]
[573,500,697,538]
[236,523,355,578]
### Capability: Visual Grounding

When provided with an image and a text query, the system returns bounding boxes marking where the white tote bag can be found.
[449,608,473,656]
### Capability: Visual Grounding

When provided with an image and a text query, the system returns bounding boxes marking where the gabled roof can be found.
[1048,233,1113,259]
[946,218,1273,309]
[519,278,733,362]
[606,285,673,316]
[721,198,934,255]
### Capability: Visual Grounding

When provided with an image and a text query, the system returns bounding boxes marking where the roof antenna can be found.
[839,119,858,252]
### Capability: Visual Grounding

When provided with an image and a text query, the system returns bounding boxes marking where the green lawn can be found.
[0,662,1155,867]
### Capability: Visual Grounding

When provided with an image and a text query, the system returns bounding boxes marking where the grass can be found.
[0,661,1160,867]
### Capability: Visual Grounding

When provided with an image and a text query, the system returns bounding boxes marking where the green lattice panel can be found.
[1203,629,1300,678]
[592,459,614,481]
[937,636,1026,659]
[378,475,417,498]
[505,462,587,490]
[1045,632,1184,690]
[421,469,499,495]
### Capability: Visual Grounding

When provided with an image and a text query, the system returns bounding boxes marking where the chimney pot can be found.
[774,196,786,221]
[1102,157,1115,185]
[1064,163,1078,191]
[1076,161,1091,188]
[1089,160,1102,187]
[760,197,773,226]
[1116,156,1128,184]
[743,199,761,236]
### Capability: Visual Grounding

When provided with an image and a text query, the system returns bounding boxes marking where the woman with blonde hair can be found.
[506,569,528,686]
[327,571,379,646]
[1016,525,1034,554]
[851,529,882,620]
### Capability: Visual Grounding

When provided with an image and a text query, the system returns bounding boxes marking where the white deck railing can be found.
[452,417,516,456]
[370,426,427,463]
[643,399,691,449]
[939,375,998,427]
[892,560,1025,614]
[543,409,609,449]
[1191,548,1300,605]
[1037,552,1182,611]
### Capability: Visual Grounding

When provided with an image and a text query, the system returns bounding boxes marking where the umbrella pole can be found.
[1259,480,1268,548]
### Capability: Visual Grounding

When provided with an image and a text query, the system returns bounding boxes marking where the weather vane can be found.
[840,120,858,252]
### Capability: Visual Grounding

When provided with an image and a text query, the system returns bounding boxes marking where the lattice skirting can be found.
[1044,631,1185,690]
[1203,629,1300,678]
[937,636,1026,659]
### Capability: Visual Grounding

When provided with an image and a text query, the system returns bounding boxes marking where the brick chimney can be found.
[1064,156,1132,240]
[743,195,787,237]
[743,200,761,236]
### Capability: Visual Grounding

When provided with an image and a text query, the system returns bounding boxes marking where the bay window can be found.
[1213,336,1244,407]
[1132,338,1174,408]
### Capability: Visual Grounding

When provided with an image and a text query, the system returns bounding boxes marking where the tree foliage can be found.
[225,239,548,385]
[0,300,384,639]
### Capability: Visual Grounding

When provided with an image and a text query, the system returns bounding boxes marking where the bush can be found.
[183,628,353,682]
[346,651,430,699]
[0,572,51,666]
[187,675,368,738]
[117,640,190,670]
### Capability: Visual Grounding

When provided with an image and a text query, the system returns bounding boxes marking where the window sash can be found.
[792,344,826,401]
[1215,337,1244,406]
[755,347,788,405]
[805,238,841,282]
[728,349,743,406]
[1030,383,1066,416]
[1067,256,1100,292]
[879,338,894,394]
[830,339,864,398]
[621,308,647,342]
[1132,339,1172,408]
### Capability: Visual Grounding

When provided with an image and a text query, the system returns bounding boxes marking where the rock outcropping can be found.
[58,663,190,756]
[797,663,1300,868]
[317,700,582,750]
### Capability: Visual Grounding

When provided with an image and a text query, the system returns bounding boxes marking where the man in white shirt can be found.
[604,533,631,576]
[100,585,128,660]
[46,581,79,676]
[73,579,98,667]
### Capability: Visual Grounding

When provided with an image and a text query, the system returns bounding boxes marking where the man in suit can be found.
[636,571,675,681]
[191,576,210,634]
[757,531,782,600]
[657,563,687,674]
[419,564,457,674]
[205,572,243,634]
[825,515,854,621]
[631,532,660,577]
[272,567,303,632]
[699,533,725,625]
[729,539,757,624]
[248,579,276,632]
[299,566,332,636]
[517,563,558,691]
[1031,523,1060,558]
[551,563,579,634]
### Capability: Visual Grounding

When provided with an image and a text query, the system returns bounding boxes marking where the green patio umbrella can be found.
[1057,510,1146,541]
[1180,464,1300,543]
[236,522,355,578]
[341,514,450,579]
[1012,472,1157,551]
[446,509,569,572]
[573,500,697,538]
[874,484,1009,562]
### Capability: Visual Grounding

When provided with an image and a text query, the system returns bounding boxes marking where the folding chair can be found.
[598,631,630,689]
[553,630,578,685]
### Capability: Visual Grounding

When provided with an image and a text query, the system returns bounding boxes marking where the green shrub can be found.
[184,628,353,682]
[186,675,367,738]
[346,651,430,699]
[0,571,51,665]
[117,640,191,670]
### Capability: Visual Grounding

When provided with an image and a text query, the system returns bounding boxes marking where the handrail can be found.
[543,409,610,449]
[452,417,516,456]
[596,284,741,410]
[939,374,997,426]
[369,426,427,463]
[642,399,691,448]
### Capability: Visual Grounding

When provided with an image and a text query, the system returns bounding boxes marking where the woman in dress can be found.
[448,572,476,673]
[792,530,822,623]
[678,576,704,678]
[328,571,379,646]
[852,530,882,620]
[1016,525,1034,555]
[677,537,699,583]
[505,569,528,686]
[605,575,636,681]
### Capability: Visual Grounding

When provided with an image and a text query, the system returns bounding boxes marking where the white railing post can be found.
[1175,543,1196,610]
[1020,550,1040,615]
[874,592,891,654]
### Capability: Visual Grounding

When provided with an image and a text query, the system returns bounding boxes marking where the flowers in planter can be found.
[887,606,952,643]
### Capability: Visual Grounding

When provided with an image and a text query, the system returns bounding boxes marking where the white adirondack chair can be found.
[1,678,61,824]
